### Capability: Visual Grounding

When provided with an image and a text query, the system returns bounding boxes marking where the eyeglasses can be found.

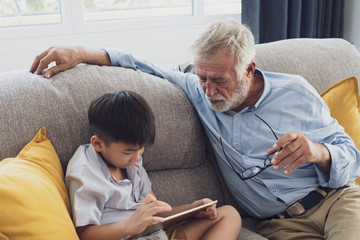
[220,114,279,180]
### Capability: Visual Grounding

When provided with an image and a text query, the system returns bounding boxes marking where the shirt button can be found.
[257,175,261,179]
[235,115,240,118]
[235,143,240,147]
[244,156,248,160]
[274,190,278,194]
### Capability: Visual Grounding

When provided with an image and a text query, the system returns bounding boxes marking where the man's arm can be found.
[30,46,110,78]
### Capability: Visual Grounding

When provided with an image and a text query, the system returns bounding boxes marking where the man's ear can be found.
[245,61,256,78]
[91,135,105,152]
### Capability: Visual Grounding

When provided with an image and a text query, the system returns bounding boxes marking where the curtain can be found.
[242,0,344,44]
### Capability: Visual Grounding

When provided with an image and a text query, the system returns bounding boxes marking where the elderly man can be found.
[30,20,360,239]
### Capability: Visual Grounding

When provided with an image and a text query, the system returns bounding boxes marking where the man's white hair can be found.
[191,19,256,79]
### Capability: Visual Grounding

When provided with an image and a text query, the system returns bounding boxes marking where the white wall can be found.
[0,25,200,73]
[0,15,240,73]
[344,0,360,51]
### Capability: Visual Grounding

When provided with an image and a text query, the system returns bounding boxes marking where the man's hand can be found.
[30,46,86,78]
[30,46,111,78]
[126,194,172,235]
[269,132,331,175]
[191,198,217,220]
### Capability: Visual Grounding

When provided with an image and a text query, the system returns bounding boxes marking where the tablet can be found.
[129,200,218,239]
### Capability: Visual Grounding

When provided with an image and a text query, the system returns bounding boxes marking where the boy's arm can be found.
[76,194,172,240]
[151,191,217,220]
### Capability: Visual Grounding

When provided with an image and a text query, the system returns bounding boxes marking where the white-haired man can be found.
[30,19,360,239]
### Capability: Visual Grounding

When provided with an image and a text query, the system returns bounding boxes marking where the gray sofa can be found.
[0,38,359,239]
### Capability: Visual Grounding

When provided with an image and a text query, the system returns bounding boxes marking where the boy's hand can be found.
[191,198,217,220]
[127,194,172,235]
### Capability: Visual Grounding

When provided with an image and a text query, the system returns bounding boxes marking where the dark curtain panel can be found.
[242,0,344,43]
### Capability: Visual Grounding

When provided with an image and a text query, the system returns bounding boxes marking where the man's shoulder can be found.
[264,71,319,98]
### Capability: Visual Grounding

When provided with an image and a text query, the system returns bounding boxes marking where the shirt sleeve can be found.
[104,48,202,103]
[307,96,360,188]
[66,165,109,227]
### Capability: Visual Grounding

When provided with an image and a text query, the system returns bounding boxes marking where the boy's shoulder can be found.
[66,144,98,174]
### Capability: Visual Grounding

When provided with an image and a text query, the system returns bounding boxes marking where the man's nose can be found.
[205,80,217,97]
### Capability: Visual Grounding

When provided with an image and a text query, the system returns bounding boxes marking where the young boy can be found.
[65,91,242,240]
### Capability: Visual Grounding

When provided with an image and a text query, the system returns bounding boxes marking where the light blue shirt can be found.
[105,49,360,218]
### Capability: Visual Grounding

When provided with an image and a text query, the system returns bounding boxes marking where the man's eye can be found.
[122,152,131,155]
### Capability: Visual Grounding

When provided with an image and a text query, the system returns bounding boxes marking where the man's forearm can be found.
[80,47,111,66]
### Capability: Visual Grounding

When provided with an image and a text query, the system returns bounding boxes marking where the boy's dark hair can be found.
[88,91,155,146]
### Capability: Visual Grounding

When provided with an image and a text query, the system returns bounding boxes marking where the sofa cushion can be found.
[321,76,360,150]
[0,233,8,240]
[0,128,78,240]
[320,76,360,183]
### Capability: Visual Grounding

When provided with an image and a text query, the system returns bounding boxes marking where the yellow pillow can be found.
[0,233,9,240]
[321,76,360,184]
[0,128,78,240]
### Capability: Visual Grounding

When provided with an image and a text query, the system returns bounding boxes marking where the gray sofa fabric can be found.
[0,38,359,240]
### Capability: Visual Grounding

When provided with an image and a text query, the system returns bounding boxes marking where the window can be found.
[0,0,241,28]
[204,0,241,15]
[0,0,61,27]
[82,0,193,22]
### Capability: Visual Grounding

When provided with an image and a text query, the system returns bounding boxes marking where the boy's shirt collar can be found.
[86,144,143,185]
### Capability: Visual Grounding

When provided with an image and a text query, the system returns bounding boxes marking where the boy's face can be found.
[91,135,145,169]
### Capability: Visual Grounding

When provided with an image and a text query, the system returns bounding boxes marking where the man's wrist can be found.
[316,142,331,171]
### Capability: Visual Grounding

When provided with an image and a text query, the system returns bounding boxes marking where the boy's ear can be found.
[91,135,105,152]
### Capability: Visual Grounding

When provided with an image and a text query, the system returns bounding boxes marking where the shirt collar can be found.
[242,68,270,112]
[223,68,270,115]
[86,144,142,184]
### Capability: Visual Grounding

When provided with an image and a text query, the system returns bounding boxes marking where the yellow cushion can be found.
[321,76,360,184]
[0,233,9,240]
[0,128,78,240]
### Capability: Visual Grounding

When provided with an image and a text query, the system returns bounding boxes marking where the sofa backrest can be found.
[0,66,228,207]
[255,38,360,93]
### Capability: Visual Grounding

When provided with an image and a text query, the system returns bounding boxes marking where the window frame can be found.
[0,0,241,41]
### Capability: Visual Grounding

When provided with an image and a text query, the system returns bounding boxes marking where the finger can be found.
[192,199,205,208]
[149,216,166,223]
[44,63,70,79]
[274,147,303,172]
[147,204,172,216]
[142,194,157,204]
[34,54,57,76]
[29,49,50,73]
[271,132,298,152]
[282,154,306,175]
[272,139,301,166]
[195,208,217,219]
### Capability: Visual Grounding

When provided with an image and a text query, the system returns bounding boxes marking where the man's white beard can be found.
[206,79,249,112]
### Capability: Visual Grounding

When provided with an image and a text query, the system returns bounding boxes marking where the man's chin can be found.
[206,98,234,112]
[208,103,231,112]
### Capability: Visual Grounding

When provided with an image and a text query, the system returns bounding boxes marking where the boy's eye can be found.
[122,152,131,155]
